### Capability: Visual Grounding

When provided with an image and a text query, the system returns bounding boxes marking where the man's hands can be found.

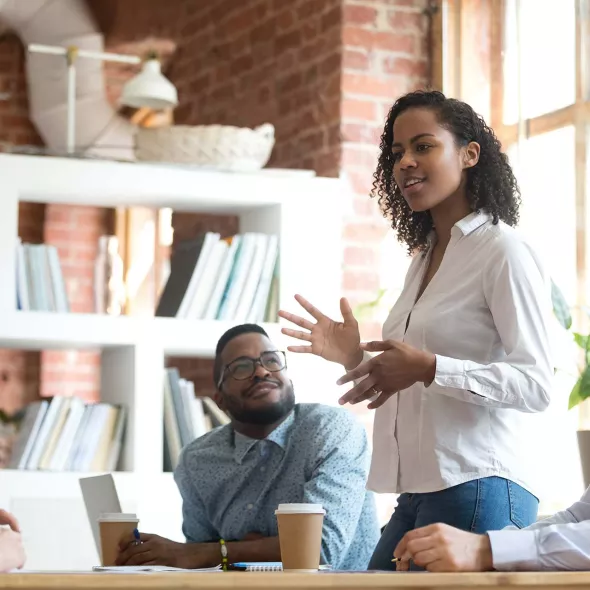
[394,524,494,572]
[117,532,217,569]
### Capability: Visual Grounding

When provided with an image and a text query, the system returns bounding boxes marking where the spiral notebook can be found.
[230,562,331,572]
[230,562,283,571]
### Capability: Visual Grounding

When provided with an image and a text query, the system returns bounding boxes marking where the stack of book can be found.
[156,232,279,323]
[15,239,70,312]
[9,397,126,472]
[163,368,229,470]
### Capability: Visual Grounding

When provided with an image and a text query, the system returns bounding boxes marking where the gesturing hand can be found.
[278,295,362,369]
[336,340,436,409]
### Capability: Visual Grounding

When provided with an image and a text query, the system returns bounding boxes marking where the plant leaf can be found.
[353,288,387,321]
[552,280,572,330]
[569,377,583,410]
[574,332,589,350]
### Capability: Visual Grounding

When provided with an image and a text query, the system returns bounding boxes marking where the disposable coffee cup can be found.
[275,503,325,572]
[98,512,139,566]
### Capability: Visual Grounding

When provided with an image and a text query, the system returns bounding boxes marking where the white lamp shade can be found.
[120,59,178,110]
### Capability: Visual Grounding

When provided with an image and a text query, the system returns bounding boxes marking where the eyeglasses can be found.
[218,350,287,388]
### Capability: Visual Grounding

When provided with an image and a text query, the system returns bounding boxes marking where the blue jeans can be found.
[368,477,538,571]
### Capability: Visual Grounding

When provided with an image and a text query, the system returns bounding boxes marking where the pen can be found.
[133,528,141,546]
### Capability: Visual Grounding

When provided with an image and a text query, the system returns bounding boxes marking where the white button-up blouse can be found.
[367,211,554,495]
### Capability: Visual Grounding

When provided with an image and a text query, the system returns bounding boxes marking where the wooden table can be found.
[0,572,590,590]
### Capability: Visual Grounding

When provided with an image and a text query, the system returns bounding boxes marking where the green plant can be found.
[551,280,590,409]
[353,288,388,322]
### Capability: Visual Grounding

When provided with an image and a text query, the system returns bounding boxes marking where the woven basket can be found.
[134,123,275,172]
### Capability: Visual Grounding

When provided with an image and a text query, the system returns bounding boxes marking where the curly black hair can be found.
[372,90,521,253]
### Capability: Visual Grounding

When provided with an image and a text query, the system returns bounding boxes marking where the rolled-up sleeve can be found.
[433,238,553,413]
[489,486,590,570]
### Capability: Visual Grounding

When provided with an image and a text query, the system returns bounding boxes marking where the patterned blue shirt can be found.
[174,403,380,570]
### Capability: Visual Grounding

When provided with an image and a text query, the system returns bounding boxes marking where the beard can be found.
[222,379,296,425]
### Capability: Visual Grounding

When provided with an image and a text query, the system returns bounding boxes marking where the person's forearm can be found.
[181,538,281,569]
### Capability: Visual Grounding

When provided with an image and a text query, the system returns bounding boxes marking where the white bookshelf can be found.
[0,154,350,569]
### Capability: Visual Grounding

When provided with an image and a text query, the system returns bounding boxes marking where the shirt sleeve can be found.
[174,450,218,543]
[302,410,376,569]
[432,237,553,413]
[489,487,590,570]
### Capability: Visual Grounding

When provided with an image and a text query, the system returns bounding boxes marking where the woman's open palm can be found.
[278,295,361,368]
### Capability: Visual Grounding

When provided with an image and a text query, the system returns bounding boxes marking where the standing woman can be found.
[278,90,553,571]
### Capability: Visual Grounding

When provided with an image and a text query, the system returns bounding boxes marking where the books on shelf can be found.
[16,239,70,312]
[9,396,126,472]
[156,232,279,323]
[163,368,229,471]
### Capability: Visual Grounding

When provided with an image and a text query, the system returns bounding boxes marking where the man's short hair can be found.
[213,324,269,387]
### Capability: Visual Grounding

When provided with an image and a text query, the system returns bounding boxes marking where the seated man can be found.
[118,323,380,570]
[394,486,590,571]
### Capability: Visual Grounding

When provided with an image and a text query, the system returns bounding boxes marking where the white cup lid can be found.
[98,512,138,522]
[275,503,325,515]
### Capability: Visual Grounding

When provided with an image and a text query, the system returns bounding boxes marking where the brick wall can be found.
[340,0,428,341]
[94,0,429,406]
[0,35,44,414]
[41,206,114,401]
[5,1,429,429]
[0,34,110,410]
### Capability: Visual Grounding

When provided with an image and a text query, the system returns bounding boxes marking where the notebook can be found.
[229,562,331,572]
[230,562,283,571]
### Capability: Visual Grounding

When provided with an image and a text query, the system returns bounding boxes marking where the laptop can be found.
[79,474,122,561]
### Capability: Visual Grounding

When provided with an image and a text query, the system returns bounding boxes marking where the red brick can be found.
[342,73,397,98]
[275,30,302,53]
[297,0,325,20]
[353,194,380,217]
[319,52,341,76]
[382,56,428,77]
[387,9,425,31]
[298,130,325,153]
[344,222,389,243]
[341,122,382,144]
[343,270,380,292]
[276,8,296,30]
[342,145,380,168]
[343,48,370,71]
[344,246,378,267]
[343,4,378,27]
[230,54,254,76]
[342,26,415,54]
[347,170,377,196]
[321,5,341,32]
[342,98,378,121]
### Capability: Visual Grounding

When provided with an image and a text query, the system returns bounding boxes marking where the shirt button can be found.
[247,503,254,510]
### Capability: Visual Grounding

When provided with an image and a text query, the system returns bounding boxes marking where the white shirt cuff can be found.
[433,354,466,389]
[488,529,539,571]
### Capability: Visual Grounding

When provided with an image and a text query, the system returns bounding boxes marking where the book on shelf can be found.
[163,368,229,471]
[156,232,279,323]
[15,239,70,312]
[8,396,126,472]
